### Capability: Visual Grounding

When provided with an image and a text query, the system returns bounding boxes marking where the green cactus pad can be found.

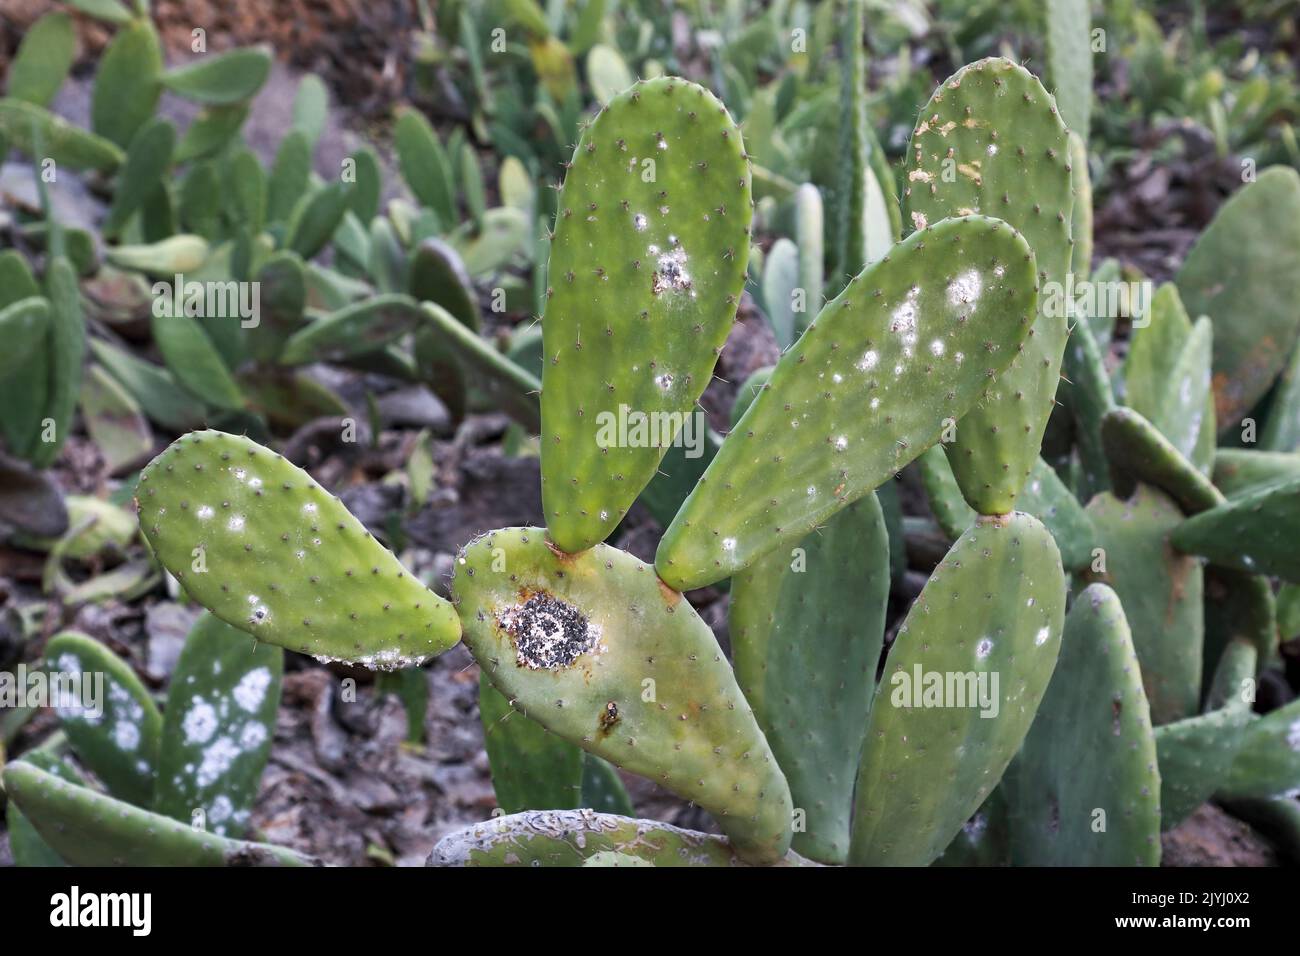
[2,761,315,866]
[45,631,162,806]
[7,11,75,107]
[0,296,50,382]
[540,76,753,553]
[394,107,456,227]
[903,58,1072,513]
[479,672,583,813]
[1046,0,1093,136]
[1217,699,1300,801]
[1009,584,1161,865]
[1101,407,1224,514]
[418,302,542,432]
[657,215,1039,591]
[1122,283,1189,411]
[1157,317,1214,469]
[6,751,79,867]
[1082,485,1202,726]
[108,235,210,276]
[729,494,889,864]
[160,46,272,106]
[795,183,824,334]
[918,445,1095,570]
[828,0,873,294]
[279,293,425,365]
[1170,475,1300,581]
[1176,167,1300,432]
[34,256,87,468]
[849,512,1066,866]
[102,117,177,238]
[154,612,283,838]
[452,527,793,864]
[580,753,635,816]
[428,809,813,867]
[1213,449,1300,499]
[136,430,461,668]
[89,18,162,151]
[1154,704,1252,830]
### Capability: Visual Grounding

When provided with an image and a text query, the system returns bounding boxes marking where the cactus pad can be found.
[154,612,283,837]
[903,58,1072,513]
[428,809,812,867]
[657,214,1039,590]
[1101,406,1224,515]
[729,493,890,863]
[1010,584,1161,865]
[479,673,583,813]
[540,76,753,553]
[1170,475,1300,581]
[45,631,162,807]
[452,527,793,864]
[1175,167,1300,432]
[1083,485,1203,725]
[136,430,461,668]
[849,512,1066,865]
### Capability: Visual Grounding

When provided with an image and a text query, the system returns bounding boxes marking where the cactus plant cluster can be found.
[3,0,1300,869]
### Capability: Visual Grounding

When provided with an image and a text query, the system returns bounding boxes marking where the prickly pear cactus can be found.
[902,58,1073,514]
[849,512,1066,866]
[46,631,162,807]
[136,431,461,668]
[1009,584,1161,866]
[540,76,753,553]
[452,527,793,864]
[154,612,284,838]
[657,215,1040,590]
[729,493,890,864]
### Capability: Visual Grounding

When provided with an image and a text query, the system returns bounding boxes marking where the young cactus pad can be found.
[451,527,793,865]
[1,761,314,867]
[903,58,1072,514]
[136,430,461,668]
[657,214,1039,591]
[429,809,812,867]
[849,512,1066,866]
[540,76,752,553]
